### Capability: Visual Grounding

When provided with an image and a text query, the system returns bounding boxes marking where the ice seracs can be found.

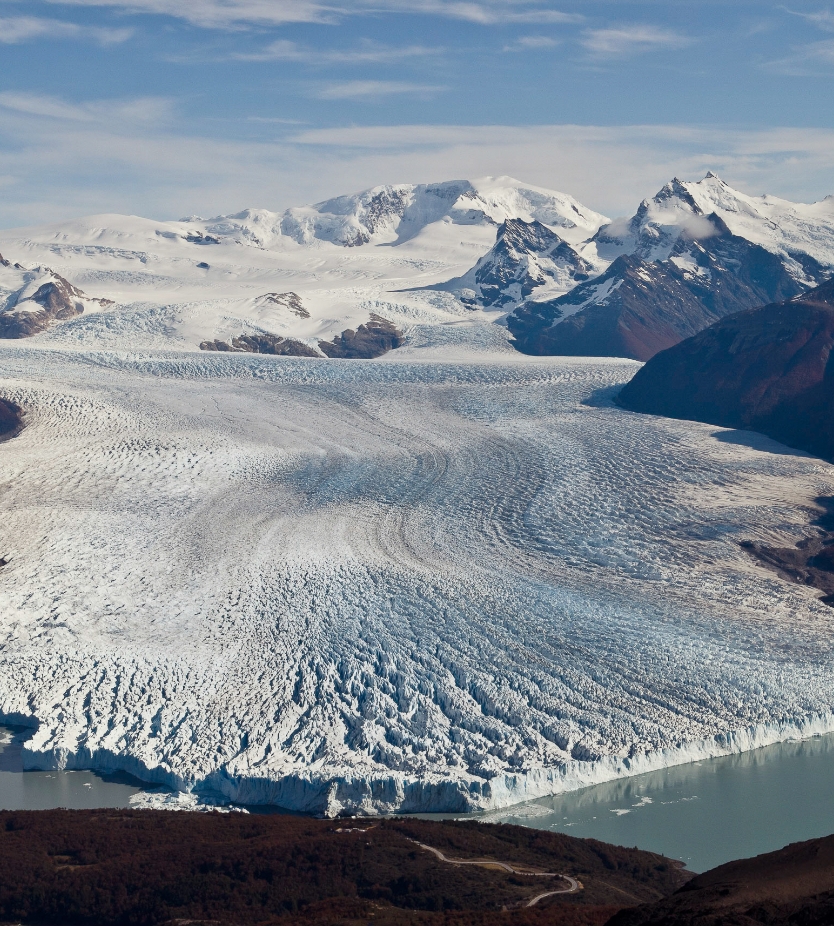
[2,348,834,814]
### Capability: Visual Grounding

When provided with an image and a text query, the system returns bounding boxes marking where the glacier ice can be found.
[1,344,834,814]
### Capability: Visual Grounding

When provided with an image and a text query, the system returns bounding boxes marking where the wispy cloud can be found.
[766,37,834,74]
[1,97,834,228]
[503,35,560,51]
[0,92,173,123]
[425,4,581,25]
[235,39,441,65]
[43,0,582,28]
[44,0,334,27]
[784,7,834,31]
[581,25,692,57]
[315,80,445,100]
[0,16,132,44]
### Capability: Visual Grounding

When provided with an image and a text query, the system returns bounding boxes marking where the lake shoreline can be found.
[4,707,834,817]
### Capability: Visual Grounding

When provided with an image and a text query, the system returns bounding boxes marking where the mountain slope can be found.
[0,812,687,926]
[429,218,596,308]
[274,176,608,248]
[615,278,834,460]
[1,174,832,360]
[508,215,818,360]
[586,173,834,276]
[608,831,834,926]
[0,255,114,338]
[0,177,606,355]
[419,174,834,361]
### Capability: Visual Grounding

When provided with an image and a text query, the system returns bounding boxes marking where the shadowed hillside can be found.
[0,811,688,926]
[607,832,834,926]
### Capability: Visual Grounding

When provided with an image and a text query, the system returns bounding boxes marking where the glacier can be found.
[1,173,834,814]
[2,337,834,814]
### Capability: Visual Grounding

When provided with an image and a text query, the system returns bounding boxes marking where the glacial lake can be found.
[415,733,834,872]
[0,726,143,810]
[3,724,834,872]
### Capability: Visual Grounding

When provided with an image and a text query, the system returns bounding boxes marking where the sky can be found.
[0,0,833,226]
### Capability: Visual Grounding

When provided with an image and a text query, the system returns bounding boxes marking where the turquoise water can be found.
[468,734,834,872]
[4,722,834,872]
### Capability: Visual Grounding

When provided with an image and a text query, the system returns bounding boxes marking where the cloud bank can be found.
[1,93,833,228]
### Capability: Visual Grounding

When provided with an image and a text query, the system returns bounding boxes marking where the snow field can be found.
[1,346,834,814]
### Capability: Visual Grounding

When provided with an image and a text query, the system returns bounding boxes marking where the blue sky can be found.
[0,0,833,225]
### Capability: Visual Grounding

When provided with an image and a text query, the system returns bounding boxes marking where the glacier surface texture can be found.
[1,346,834,814]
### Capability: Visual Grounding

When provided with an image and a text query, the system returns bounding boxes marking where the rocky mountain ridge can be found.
[430,218,596,309]
[0,254,114,338]
[507,214,823,360]
[497,175,833,360]
[215,177,608,249]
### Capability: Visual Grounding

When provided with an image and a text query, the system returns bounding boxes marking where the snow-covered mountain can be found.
[509,215,823,360]
[429,218,598,309]
[0,177,607,356]
[0,254,113,338]
[502,175,834,360]
[0,173,832,361]
[586,173,834,278]
[234,177,607,249]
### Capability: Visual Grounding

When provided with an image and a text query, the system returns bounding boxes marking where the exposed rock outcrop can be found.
[318,314,403,359]
[508,216,823,361]
[430,218,595,309]
[0,398,23,442]
[0,271,114,338]
[200,333,319,357]
[740,496,834,606]
[615,278,834,459]
[255,292,310,318]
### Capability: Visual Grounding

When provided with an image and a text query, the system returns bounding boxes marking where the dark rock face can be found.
[185,232,220,245]
[606,832,834,926]
[256,292,310,318]
[0,274,114,338]
[200,315,403,360]
[358,187,411,239]
[616,278,834,460]
[0,398,23,442]
[740,496,834,606]
[318,314,403,359]
[200,334,319,357]
[509,217,821,361]
[433,218,593,309]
